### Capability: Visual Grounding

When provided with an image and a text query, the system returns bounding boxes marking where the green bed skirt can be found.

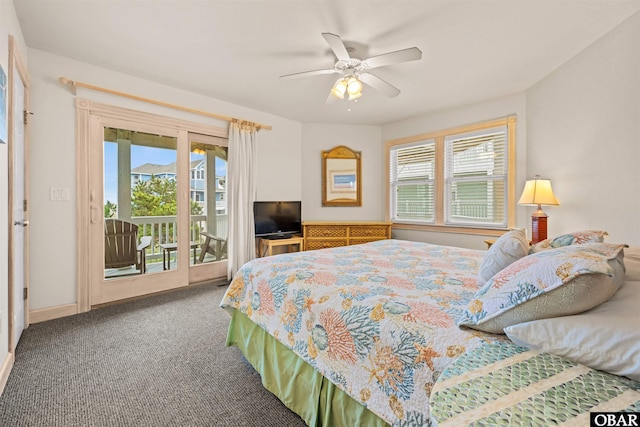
[225,308,389,427]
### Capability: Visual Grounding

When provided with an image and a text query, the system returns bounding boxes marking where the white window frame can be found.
[386,116,516,234]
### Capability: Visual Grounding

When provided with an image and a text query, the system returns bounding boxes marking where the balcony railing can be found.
[396,200,490,221]
[450,200,489,218]
[128,214,228,260]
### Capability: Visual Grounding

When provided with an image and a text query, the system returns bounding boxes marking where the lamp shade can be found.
[331,79,347,99]
[346,76,362,96]
[518,176,559,206]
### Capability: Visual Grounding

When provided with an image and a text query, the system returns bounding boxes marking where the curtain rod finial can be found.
[58,76,77,94]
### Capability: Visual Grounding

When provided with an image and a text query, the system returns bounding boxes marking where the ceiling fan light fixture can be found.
[331,78,347,99]
[283,33,422,103]
[346,76,362,96]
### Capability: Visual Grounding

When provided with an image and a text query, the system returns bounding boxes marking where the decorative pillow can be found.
[505,278,640,381]
[529,230,607,254]
[458,243,626,334]
[477,228,529,287]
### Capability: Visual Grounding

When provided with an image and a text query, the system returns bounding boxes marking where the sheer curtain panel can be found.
[227,120,257,279]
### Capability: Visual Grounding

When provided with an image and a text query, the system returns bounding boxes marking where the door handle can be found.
[14,220,29,227]
[90,206,100,224]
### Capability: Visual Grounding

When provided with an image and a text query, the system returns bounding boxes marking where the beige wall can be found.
[301,124,384,221]
[26,49,303,311]
[526,11,640,246]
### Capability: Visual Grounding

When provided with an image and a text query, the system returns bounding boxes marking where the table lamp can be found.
[518,175,559,243]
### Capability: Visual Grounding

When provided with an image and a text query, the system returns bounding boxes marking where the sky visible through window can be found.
[103,142,227,204]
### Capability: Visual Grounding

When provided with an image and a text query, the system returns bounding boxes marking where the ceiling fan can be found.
[280,33,422,103]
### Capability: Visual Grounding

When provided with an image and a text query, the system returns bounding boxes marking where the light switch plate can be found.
[50,187,70,201]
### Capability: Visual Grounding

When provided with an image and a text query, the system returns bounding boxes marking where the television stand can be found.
[258,236,304,257]
[266,234,292,240]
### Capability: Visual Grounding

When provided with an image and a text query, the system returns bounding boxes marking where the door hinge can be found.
[24,110,33,125]
[23,288,28,300]
[23,199,27,212]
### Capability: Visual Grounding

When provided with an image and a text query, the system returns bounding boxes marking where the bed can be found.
[220,233,639,427]
[430,341,640,426]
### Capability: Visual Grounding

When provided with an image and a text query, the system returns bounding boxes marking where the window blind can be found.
[444,126,507,227]
[390,139,436,223]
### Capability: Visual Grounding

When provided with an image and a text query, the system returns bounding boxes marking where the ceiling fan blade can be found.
[325,77,344,104]
[358,72,401,98]
[362,47,422,69]
[325,92,339,104]
[280,69,337,80]
[322,32,351,61]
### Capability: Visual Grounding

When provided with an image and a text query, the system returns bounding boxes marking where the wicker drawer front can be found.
[350,238,386,246]
[349,226,389,238]
[305,240,347,250]
[306,226,347,238]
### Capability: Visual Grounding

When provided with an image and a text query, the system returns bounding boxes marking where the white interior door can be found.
[9,53,28,351]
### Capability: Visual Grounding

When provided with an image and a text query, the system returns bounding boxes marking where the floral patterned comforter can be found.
[220,239,501,426]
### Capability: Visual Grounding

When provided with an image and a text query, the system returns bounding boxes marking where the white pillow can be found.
[505,279,640,381]
[477,228,529,287]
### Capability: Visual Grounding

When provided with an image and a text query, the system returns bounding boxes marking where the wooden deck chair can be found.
[104,219,152,274]
[198,232,227,263]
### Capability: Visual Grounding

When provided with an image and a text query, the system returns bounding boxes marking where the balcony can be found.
[105,214,228,278]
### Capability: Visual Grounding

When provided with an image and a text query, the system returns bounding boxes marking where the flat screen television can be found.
[254,201,302,239]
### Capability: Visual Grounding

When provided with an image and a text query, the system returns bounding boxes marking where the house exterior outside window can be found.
[131,160,226,215]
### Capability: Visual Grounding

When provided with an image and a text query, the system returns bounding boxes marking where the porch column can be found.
[117,131,132,220]
[205,150,217,236]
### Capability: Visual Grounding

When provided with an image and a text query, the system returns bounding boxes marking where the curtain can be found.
[227,120,258,279]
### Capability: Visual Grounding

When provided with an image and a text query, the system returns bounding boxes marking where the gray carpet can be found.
[0,282,307,427]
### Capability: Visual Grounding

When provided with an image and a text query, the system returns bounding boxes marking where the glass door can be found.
[89,119,189,305]
[103,127,182,276]
[80,102,230,308]
[189,133,228,282]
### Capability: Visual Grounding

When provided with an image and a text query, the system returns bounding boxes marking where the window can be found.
[387,117,515,232]
[390,139,436,223]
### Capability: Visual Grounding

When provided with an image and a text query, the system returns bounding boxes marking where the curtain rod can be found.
[58,76,272,131]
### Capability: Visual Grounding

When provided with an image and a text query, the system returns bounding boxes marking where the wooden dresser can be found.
[302,221,392,250]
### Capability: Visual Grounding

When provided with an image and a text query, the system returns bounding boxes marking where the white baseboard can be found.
[0,351,15,396]
[29,303,78,324]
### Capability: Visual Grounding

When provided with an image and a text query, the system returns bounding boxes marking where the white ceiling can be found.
[13,0,640,126]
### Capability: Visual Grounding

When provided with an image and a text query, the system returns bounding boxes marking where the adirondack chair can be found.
[198,232,227,263]
[104,219,152,274]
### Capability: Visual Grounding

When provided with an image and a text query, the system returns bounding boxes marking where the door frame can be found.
[76,99,229,311]
[7,36,30,351]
